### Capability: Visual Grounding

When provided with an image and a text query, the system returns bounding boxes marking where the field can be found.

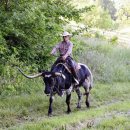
[0,82,130,130]
[0,37,130,130]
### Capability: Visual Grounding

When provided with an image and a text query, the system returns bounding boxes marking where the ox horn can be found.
[17,67,43,79]
[54,72,66,79]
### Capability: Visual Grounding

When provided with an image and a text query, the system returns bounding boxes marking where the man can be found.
[50,31,79,85]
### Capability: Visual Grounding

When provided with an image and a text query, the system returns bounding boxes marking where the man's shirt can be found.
[51,41,73,56]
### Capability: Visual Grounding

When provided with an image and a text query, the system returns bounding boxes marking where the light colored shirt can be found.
[51,41,73,57]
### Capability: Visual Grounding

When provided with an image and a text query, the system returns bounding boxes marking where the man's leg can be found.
[66,57,79,85]
[51,57,62,71]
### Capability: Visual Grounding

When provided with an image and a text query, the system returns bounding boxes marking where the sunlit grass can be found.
[88,116,130,130]
[1,82,130,129]
[10,100,130,130]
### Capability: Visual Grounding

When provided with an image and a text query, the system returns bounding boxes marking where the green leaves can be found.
[0,0,83,74]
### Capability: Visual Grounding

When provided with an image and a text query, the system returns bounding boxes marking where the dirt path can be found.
[63,111,130,130]
[58,106,130,130]
[53,99,130,130]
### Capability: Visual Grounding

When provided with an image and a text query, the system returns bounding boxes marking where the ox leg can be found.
[66,94,71,114]
[83,81,91,108]
[75,88,82,108]
[48,95,54,116]
[85,87,92,108]
[85,91,90,108]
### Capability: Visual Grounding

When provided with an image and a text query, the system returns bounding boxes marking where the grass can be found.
[77,37,130,83]
[0,82,130,130]
[84,116,130,130]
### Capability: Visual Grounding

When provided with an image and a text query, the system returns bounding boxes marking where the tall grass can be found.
[77,37,130,83]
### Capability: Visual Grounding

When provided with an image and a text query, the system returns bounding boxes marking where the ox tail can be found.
[89,70,93,88]
[85,65,93,88]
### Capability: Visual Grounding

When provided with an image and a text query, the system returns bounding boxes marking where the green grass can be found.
[0,82,130,130]
[83,116,130,130]
[77,37,130,83]
[8,98,130,130]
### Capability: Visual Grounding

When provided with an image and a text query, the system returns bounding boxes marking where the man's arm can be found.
[50,44,60,55]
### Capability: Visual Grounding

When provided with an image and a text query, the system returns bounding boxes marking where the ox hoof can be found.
[48,113,52,117]
[66,110,71,114]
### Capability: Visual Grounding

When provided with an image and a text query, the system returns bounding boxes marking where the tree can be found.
[82,5,114,29]
[121,5,130,20]
[97,0,117,20]
[0,0,84,70]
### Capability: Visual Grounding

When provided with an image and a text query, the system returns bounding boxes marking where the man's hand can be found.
[62,55,67,61]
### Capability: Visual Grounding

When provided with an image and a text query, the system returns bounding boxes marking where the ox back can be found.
[52,63,93,90]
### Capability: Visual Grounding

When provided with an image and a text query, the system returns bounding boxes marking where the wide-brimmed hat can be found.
[61,31,72,37]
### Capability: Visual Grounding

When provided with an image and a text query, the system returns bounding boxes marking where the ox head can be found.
[42,71,65,95]
[17,67,65,95]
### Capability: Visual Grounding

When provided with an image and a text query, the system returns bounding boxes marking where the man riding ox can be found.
[51,31,79,85]
[17,31,93,116]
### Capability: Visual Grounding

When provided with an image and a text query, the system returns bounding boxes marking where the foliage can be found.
[0,0,129,97]
[0,0,84,71]
[116,3,130,26]
[0,0,94,95]
[109,36,118,45]
[82,6,116,29]
[0,0,98,97]
[98,0,117,20]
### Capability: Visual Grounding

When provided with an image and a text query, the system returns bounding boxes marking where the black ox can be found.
[17,62,93,116]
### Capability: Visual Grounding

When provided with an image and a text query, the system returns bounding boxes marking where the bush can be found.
[109,36,118,45]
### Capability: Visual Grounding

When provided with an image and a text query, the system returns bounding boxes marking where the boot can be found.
[74,77,79,85]
[71,69,79,85]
